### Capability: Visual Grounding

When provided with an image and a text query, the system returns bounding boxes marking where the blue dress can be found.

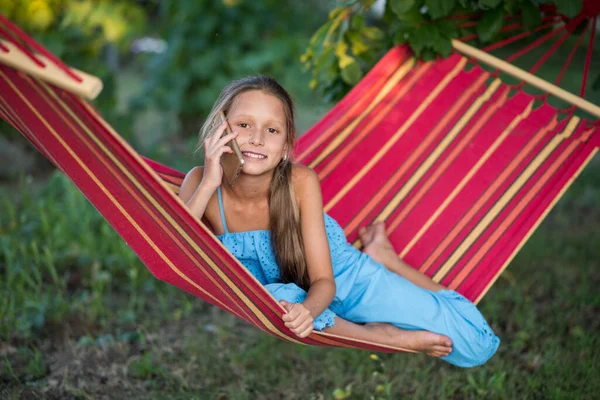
[215,187,500,367]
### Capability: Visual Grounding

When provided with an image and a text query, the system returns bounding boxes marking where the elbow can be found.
[329,278,336,293]
[317,277,336,299]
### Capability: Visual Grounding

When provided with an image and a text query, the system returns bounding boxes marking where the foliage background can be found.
[1,0,599,398]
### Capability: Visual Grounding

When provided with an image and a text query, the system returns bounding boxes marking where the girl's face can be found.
[227,90,289,177]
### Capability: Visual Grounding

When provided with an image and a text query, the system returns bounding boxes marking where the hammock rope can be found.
[580,16,596,98]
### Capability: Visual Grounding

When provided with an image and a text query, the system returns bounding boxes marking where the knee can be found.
[445,327,501,368]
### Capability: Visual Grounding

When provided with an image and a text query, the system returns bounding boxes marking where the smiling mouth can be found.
[242,151,267,160]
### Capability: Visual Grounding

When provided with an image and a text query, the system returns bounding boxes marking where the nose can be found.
[249,129,265,146]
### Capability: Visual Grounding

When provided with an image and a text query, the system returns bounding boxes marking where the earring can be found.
[283,153,288,161]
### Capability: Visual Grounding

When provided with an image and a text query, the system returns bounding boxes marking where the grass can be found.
[1,30,599,398]
[0,152,598,399]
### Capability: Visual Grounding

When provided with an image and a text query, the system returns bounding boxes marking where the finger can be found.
[290,315,313,332]
[279,300,293,312]
[216,131,238,148]
[294,319,313,334]
[285,306,301,321]
[284,320,301,330]
[219,146,234,154]
[212,121,229,138]
[204,148,232,167]
[297,325,314,338]
[206,124,227,144]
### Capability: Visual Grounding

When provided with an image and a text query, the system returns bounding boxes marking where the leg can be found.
[359,221,445,292]
[322,317,453,358]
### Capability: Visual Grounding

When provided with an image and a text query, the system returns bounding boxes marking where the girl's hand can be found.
[201,122,238,190]
[280,300,314,338]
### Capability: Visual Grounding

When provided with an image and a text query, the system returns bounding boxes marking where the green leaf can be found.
[555,0,582,19]
[477,7,505,43]
[480,0,502,8]
[329,7,346,20]
[389,0,416,16]
[520,1,542,32]
[362,26,385,41]
[592,72,600,92]
[421,47,437,61]
[407,26,429,55]
[315,47,336,73]
[503,0,518,15]
[309,21,332,47]
[436,19,459,39]
[394,30,409,45]
[335,40,355,68]
[340,59,363,85]
[425,0,455,19]
[350,15,366,30]
[359,0,377,8]
[345,31,370,55]
[396,6,426,25]
[431,34,453,57]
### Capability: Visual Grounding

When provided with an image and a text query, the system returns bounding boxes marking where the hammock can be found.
[1,12,598,353]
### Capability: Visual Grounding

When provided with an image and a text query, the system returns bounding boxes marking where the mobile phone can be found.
[218,111,245,186]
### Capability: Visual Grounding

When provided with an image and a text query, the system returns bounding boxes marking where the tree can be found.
[302,0,584,102]
[129,0,330,137]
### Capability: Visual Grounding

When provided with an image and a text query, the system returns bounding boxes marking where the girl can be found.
[179,76,500,368]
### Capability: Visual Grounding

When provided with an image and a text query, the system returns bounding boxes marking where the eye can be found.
[238,123,250,128]
[267,128,279,134]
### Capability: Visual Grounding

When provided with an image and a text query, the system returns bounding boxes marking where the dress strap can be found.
[217,186,229,234]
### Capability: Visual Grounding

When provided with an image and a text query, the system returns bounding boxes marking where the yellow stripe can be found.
[5,72,300,344]
[448,124,592,289]
[33,82,302,343]
[34,86,249,318]
[474,148,598,305]
[325,58,469,212]
[308,58,415,168]
[377,77,502,225]
[0,95,60,168]
[164,181,180,194]
[432,116,580,282]
[399,87,517,258]
[0,70,241,317]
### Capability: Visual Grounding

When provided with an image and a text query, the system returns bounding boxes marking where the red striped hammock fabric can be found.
[1,43,598,352]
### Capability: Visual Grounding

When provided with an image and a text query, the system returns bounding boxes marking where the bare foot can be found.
[365,323,453,357]
[359,221,396,265]
[358,225,375,248]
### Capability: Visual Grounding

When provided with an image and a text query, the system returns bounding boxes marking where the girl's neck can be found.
[222,172,272,203]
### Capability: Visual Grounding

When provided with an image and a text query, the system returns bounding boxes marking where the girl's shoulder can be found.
[290,164,321,203]
[179,166,205,202]
[291,164,318,187]
[185,165,204,179]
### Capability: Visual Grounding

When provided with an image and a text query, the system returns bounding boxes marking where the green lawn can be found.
[1,148,598,399]
[1,30,599,398]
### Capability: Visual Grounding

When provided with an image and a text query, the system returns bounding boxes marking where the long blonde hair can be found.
[198,76,310,291]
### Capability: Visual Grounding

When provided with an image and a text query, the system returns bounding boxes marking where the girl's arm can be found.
[179,166,214,219]
[178,123,238,218]
[294,166,336,319]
